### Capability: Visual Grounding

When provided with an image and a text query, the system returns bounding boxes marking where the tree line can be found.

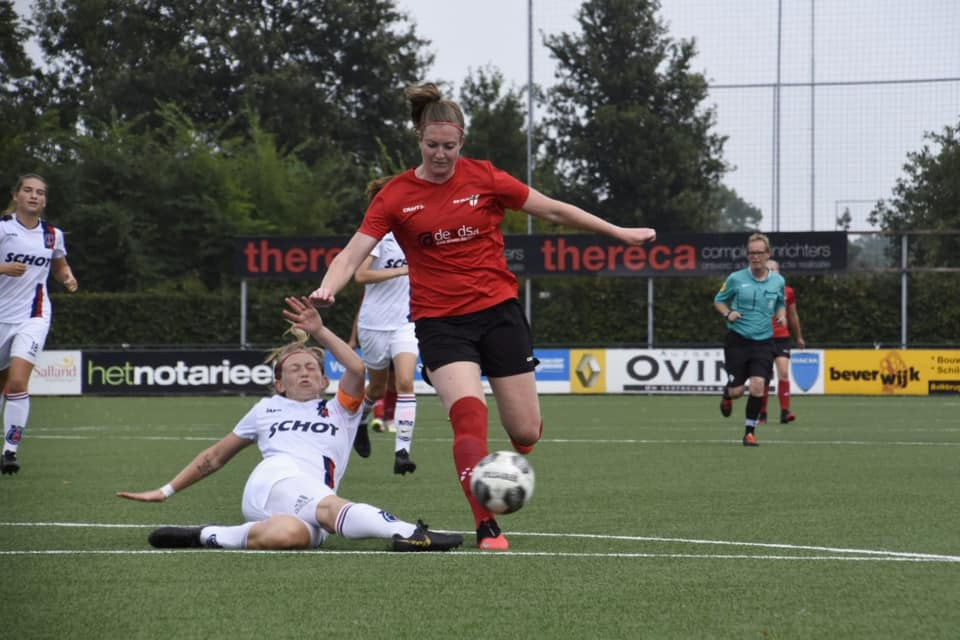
[2,0,767,293]
[2,0,957,336]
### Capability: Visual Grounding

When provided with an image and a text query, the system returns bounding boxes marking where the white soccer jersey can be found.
[358,232,411,331]
[232,393,360,493]
[0,215,67,323]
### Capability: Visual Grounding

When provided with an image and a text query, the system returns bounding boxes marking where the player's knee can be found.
[249,517,311,550]
[3,378,28,395]
[509,419,542,453]
[393,375,415,394]
[315,495,350,533]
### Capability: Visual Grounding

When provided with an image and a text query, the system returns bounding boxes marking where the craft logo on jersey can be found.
[418,224,481,247]
[402,203,425,214]
[452,193,480,206]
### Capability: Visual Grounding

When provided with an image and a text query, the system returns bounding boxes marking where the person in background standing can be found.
[760,259,805,424]
[0,174,78,475]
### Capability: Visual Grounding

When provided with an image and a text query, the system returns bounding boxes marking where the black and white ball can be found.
[470,451,535,514]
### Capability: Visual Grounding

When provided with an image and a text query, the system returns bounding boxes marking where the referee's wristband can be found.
[723,310,733,319]
[160,483,176,499]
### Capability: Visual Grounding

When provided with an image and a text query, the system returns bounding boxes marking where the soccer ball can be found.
[470,451,535,514]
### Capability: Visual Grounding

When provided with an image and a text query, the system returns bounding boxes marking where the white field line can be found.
[26,433,960,447]
[1,522,957,562]
[0,549,955,562]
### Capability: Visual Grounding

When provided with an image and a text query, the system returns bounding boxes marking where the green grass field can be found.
[2,394,958,639]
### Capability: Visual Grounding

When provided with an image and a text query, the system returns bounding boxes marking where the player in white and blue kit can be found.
[713,233,786,447]
[117,296,461,552]
[0,174,79,474]
[353,228,420,474]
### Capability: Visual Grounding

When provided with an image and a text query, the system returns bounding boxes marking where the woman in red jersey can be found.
[310,83,656,550]
[761,259,805,424]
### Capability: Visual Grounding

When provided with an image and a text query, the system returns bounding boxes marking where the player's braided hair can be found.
[264,326,326,380]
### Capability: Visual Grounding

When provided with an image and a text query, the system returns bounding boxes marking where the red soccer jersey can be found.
[359,158,530,319]
[772,285,796,338]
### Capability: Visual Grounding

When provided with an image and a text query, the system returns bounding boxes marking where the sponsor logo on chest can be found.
[268,419,340,438]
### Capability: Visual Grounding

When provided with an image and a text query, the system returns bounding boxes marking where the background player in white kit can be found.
[352,220,420,476]
[0,174,78,475]
[116,296,461,552]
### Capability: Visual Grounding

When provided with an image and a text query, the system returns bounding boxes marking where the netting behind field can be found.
[532,0,960,232]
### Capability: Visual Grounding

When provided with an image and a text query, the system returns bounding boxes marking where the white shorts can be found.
[241,455,334,548]
[358,322,418,370]
[0,318,51,370]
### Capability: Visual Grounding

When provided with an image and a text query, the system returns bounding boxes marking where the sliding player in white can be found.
[0,174,78,475]
[117,297,461,552]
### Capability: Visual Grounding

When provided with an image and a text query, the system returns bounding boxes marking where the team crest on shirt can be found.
[41,221,56,249]
[316,400,328,417]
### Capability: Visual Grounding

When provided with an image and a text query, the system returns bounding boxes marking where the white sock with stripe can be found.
[3,392,29,454]
[334,502,416,539]
[394,394,416,453]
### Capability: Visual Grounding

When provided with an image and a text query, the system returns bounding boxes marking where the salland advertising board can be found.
[28,350,82,395]
[824,349,960,396]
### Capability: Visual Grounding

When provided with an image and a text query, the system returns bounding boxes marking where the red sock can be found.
[383,389,398,422]
[510,420,542,455]
[778,379,790,411]
[449,397,494,527]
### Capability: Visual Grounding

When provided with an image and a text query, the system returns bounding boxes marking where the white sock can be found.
[334,503,416,540]
[394,394,416,453]
[3,392,29,454]
[200,522,255,549]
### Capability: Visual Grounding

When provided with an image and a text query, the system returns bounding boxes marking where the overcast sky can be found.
[401,0,960,232]
[15,0,960,231]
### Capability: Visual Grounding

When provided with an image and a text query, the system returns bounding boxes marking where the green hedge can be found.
[46,272,959,349]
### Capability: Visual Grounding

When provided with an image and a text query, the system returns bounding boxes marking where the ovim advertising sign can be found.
[607,349,728,394]
[571,349,826,395]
